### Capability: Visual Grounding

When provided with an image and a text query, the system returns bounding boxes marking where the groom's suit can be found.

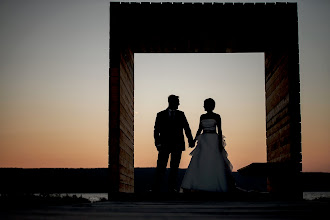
[153,108,194,191]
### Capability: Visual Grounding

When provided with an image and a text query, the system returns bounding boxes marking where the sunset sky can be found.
[0,0,329,172]
[135,53,267,170]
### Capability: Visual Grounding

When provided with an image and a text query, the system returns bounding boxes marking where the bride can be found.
[181,98,234,192]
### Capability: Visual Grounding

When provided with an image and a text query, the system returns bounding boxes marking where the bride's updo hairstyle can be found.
[204,98,215,112]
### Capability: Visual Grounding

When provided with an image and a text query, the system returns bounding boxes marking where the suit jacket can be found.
[154,109,194,152]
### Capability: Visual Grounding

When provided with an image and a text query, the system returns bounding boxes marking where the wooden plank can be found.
[119,99,134,123]
[119,94,134,121]
[119,133,133,152]
[120,64,134,97]
[119,104,133,126]
[119,113,133,133]
[120,54,134,84]
[265,55,288,99]
[119,84,133,108]
[119,78,133,103]
[119,79,133,103]
[119,107,134,133]
[119,139,133,158]
[266,76,289,115]
[119,135,134,157]
[120,104,133,126]
[266,94,289,123]
[119,165,134,179]
[119,127,133,148]
[120,131,134,151]
[119,119,133,143]
[119,60,133,84]
[119,127,133,147]
[120,95,134,118]
[119,164,134,177]
[120,49,134,77]
[266,106,289,130]
[119,173,134,186]
[118,151,133,170]
[265,52,287,82]
[267,144,291,162]
[267,129,290,151]
[267,135,290,155]
[119,145,133,163]
[266,115,290,138]
[119,78,133,108]
[266,123,290,150]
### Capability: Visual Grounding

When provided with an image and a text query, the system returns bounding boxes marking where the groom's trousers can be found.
[153,150,182,192]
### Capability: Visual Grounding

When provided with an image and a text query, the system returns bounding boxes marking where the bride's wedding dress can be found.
[181,119,233,192]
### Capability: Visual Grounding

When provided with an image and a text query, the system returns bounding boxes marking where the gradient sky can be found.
[0,0,329,172]
[135,53,266,170]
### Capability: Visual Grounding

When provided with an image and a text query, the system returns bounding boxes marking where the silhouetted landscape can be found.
[0,168,329,193]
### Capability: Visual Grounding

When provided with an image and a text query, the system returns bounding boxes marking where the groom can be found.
[153,95,194,192]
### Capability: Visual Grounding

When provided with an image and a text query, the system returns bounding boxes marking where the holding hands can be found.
[189,139,196,148]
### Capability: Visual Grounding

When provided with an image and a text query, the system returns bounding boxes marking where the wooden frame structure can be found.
[109,2,301,198]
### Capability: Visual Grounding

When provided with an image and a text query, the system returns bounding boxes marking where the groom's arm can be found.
[194,115,203,140]
[182,113,194,147]
[154,113,161,149]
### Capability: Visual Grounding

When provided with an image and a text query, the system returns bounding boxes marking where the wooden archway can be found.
[109,2,301,197]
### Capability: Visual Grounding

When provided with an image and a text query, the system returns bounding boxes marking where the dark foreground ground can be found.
[1,168,330,193]
[1,193,329,220]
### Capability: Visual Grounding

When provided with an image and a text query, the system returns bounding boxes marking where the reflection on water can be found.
[303,192,330,200]
[37,193,108,203]
[62,192,330,202]
[63,193,108,202]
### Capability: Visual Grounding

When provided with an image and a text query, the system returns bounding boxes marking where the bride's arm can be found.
[216,115,222,138]
[216,114,223,149]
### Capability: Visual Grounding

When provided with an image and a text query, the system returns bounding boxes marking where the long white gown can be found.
[181,119,233,192]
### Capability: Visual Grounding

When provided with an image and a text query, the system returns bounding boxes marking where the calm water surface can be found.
[62,192,330,202]
[60,193,107,202]
[303,192,330,200]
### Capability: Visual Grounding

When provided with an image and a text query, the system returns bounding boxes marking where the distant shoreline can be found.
[1,168,329,193]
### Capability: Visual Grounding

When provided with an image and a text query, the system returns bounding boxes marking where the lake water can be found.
[303,192,330,200]
[60,192,330,202]
[58,193,108,203]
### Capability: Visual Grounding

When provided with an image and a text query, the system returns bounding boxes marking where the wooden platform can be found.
[1,198,328,220]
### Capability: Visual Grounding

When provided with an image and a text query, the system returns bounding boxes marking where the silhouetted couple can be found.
[153,95,234,193]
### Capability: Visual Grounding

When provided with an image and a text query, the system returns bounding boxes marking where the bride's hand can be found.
[189,140,195,148]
